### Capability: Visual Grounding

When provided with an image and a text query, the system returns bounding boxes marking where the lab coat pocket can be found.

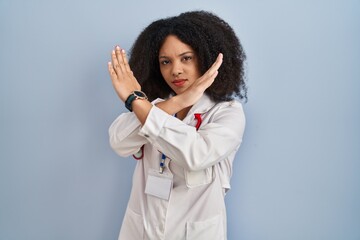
[118,208,144,240]
[185,167,214,188]
[186,214,225,240]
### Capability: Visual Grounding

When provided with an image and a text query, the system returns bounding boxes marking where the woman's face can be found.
[159,35,201,95]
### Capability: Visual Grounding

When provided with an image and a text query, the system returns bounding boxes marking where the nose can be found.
[171,61,183,77]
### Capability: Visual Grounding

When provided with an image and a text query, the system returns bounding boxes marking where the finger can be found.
[197,60,221,88]
[209,70,219,83]
[204,70,218,86]
[107,61,115,76]
[115,46,125,72]
[111,50,122,76]
[108,62,119,87]
[121,49,132,73]
[210,53,223,72]
[115,46,127,73]
[204,53,223,78]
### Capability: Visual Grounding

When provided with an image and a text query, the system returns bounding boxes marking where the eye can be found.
[160,59,170,65]
[182,56,193,62]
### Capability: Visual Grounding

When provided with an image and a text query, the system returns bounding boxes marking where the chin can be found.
[173,89,186,95]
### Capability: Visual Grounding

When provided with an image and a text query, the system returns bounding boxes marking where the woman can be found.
[108,11,247,240]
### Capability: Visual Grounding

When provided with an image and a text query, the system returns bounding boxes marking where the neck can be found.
[176,106,192,120]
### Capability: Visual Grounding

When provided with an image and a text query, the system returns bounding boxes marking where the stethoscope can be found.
[132,113,203,173]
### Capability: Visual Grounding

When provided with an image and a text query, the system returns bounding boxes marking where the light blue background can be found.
[1,0,359,239]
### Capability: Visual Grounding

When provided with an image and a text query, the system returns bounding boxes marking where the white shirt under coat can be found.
[109,94,246,240]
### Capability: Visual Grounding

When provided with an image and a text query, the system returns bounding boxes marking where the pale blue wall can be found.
[1,0,359,239]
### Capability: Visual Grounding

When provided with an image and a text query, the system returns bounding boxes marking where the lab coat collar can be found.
[187,94,217,116]
[153,93,217,117]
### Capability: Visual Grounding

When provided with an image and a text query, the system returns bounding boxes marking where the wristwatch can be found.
[125,90,148,112]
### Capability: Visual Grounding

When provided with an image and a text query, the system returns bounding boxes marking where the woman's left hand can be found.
[108,46,141,102]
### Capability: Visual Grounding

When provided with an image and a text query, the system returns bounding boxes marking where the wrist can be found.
[155,94,189,116]
[171,94,189,109]
[125,90,148,112]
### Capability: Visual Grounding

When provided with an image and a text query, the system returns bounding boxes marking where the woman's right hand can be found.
[108,46,141,103]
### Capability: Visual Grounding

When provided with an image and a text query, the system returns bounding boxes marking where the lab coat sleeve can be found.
[109,112,148,157]
[138,102,245,171]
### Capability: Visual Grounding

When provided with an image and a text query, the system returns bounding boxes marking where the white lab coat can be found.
[109,94,245,240]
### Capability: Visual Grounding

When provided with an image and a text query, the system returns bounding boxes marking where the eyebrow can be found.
[159,51,194,59]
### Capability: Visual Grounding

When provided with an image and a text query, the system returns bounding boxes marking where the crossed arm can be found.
[107,45,223,124]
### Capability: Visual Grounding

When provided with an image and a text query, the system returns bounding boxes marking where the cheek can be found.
[194,68,201,78]
[191,66,201,79]
[190,61,201,78]
[160,67,170,81]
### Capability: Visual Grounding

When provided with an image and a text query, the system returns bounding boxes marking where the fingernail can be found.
[121,49,126,53]
[116,45,120,50]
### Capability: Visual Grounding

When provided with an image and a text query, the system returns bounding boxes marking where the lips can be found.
[172,79,187,87]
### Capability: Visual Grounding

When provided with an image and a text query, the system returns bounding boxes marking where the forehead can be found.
[159,35,194,56]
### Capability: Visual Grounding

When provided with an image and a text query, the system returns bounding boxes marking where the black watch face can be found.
[134,91,145,97]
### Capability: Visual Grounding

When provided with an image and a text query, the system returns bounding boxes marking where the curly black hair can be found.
[128,11,247,103]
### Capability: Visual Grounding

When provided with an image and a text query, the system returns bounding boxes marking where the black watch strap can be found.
[125,91,148,112]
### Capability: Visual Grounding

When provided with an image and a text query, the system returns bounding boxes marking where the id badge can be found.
[145,169,173,200]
